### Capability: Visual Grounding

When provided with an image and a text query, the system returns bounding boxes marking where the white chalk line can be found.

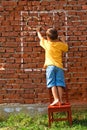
[20,10,68,71]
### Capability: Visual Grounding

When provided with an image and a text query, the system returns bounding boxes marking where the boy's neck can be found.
[47,37,59,42]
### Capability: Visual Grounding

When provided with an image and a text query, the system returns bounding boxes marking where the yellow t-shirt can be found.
[40,38,68,69]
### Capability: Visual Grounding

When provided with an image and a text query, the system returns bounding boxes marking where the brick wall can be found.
[0,0,87,104]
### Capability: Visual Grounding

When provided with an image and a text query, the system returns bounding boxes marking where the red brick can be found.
[0,6,4,11]
[2,1,17,6]
[82,5,87,10]
[18,1,27,6]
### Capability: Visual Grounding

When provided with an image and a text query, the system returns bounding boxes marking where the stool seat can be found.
[48,88,72,127]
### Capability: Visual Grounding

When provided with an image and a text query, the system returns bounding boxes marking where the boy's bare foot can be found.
[50,99,59,106]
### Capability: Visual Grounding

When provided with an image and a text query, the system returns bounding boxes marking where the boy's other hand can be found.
[60,35,66,43]
[60,35,66,41]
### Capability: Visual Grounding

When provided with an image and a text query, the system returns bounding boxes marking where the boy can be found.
[36,27,68,106]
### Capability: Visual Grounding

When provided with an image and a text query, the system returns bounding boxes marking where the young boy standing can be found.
[36,27,68,106]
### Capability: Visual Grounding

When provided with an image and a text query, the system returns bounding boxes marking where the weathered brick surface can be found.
[0,0,87,104]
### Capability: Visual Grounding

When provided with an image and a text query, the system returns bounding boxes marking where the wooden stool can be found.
[48,87,72,127]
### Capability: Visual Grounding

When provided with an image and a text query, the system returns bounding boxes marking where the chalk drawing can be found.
[20,10,68,71]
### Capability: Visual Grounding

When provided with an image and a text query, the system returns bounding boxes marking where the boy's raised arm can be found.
[36,27,43,40]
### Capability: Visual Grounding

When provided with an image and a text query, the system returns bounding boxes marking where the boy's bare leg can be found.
[50,86,59,105]
[57,86,63,103]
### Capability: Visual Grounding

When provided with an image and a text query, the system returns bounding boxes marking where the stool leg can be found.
[51,112,53,122]
[69,110,72,126]
[48,110,51,127]
[67,110,72,126]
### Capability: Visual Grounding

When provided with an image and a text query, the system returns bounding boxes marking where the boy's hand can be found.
[60,35,66,41]
[60,35,66,43]
[36,26,41,32]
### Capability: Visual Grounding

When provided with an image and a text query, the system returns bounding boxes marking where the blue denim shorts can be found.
[46,66,66,88]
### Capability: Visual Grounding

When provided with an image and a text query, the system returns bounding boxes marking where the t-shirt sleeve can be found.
[61,42,68,52]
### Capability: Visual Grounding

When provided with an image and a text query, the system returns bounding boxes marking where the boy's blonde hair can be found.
[46,28,58,40]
